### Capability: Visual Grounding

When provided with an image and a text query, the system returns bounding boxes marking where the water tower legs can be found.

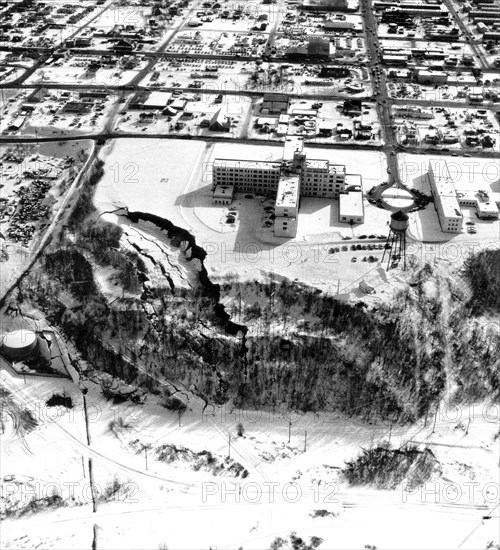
[382,230,407,270]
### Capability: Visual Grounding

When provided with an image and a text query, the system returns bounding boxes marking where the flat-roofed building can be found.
[144,91,171,109]
[301,159,346,198]
[274,174,300,237]
[393,106,433,119]
[212,184,234,205]
[282,135,305,170]
[262,93,290,114]
[213,159,281,194]
[339,184,364,224]
[476,198,499,219]
[428,160,463,233]
[212,139,360,236]
[457,190,499,219]
[416,70,448,84]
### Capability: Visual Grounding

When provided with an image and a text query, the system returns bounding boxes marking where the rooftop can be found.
[428,160,458,197]
[213,159,282,171]
[275,174,300,208]
[329,163,346,174]
[339,188,364,218]
[305,158,329,170]
[213,184,235,198]
[282,136,304,161]
[439,195,463,219]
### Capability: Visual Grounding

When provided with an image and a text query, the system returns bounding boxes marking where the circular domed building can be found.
[1,329,39,362]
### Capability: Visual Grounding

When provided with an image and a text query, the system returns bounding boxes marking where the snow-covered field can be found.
[1,360,498,550]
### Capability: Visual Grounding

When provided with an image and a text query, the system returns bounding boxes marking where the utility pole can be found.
[81,385,97,513]
[288,419,292,444]
[145,446,148,470]
[303,430,307,452]
[432,405,439,434]
[228,434,231,459]
[88,458,97,513]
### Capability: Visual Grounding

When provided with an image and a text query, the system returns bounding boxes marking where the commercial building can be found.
[427,161,463,233]
[393,106,433,119]
[302,0,358,12]
[416,70,448,84]
[286,37,336,59]
[262,93,290,114]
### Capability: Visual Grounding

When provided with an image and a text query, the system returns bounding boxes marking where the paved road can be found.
[359,0,400,181]
[1,130,498,159]
[441,0,488,70]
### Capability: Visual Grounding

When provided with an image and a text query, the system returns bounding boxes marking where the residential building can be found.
[209,109,231,131]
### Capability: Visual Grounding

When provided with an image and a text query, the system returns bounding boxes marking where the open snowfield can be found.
[1,359,498,550]
[94,138,207,229]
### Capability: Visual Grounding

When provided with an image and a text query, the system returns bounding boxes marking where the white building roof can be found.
[339,190,364,218]
[213,159,281,171]
[429,160,457,197]
[329,163,346,174]
[305,158,329,170]
[144,91,171,107]
[282,136,304,161]
[275,175,300,208]
[476,200,499,215]
[440,195,463,219]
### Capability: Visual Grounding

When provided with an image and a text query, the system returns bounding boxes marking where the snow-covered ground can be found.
[1,359,498,550]
[0,141,92,300]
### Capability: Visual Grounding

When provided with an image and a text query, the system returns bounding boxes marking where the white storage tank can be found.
[1,329,38,362]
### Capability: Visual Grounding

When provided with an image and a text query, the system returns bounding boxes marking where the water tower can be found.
[382,210,409,270]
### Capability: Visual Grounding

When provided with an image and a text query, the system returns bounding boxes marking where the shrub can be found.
[46,393,73,409]
[162,395,187,413]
